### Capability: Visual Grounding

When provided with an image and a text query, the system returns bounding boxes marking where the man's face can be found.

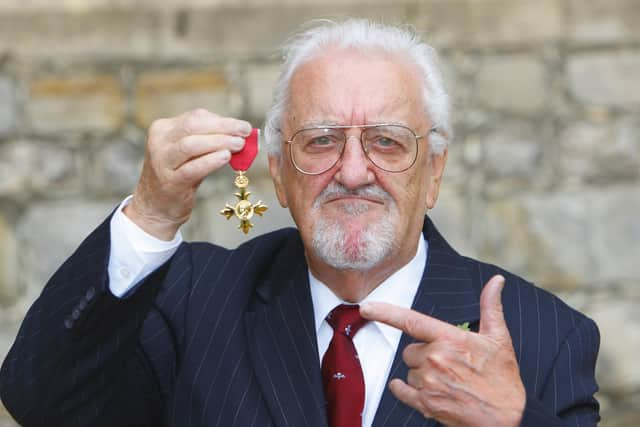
[269,48,447,272]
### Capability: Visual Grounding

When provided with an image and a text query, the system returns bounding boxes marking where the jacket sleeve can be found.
[0,213,186,427]
[520,315,601,426]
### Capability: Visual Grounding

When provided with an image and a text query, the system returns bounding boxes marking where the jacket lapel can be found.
[372,217,481,427]
[244,234,328,427]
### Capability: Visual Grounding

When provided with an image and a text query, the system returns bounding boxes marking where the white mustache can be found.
[313,182,393,207]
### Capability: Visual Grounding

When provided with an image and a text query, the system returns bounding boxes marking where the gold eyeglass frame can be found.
[283,123,438,175]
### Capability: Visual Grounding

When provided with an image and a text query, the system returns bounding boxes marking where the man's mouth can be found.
[324,195,385,205]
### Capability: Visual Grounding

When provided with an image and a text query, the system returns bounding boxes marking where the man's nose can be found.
[333,135,375,189]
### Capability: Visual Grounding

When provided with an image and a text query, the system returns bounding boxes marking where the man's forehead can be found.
[286,88,423,131]
[285,50,423,127]
[290,49,416,85]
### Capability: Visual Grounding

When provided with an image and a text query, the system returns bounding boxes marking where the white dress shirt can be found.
[108,199,427,426]
[108,197,182,297]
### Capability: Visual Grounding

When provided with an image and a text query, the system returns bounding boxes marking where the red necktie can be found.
[321,304,368,427]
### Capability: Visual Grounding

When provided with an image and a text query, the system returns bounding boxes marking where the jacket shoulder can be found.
[462,255,589,323]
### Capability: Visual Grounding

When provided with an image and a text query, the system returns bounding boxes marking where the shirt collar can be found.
[309,235,427,347]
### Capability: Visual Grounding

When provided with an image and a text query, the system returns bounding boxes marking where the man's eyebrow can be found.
[374,120,408,127]
[298,120,341,128]
[298,120,411,128]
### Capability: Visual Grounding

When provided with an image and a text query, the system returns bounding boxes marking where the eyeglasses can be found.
[284,124,435,175]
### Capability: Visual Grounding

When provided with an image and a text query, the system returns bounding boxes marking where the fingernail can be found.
[238,122,252,135]
[231,137,245,149]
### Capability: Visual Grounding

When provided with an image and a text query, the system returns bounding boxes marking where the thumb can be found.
[478,274,508,339]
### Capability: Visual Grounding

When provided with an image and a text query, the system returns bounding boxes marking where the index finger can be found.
[174,109,252,139]
[360,302,461,343]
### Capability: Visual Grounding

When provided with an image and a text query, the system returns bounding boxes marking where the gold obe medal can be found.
[219,128,267,234]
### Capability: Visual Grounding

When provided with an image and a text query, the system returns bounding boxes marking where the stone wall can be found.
[0,1,638,425]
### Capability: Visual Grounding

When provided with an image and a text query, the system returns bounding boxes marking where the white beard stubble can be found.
[311,182,398,271]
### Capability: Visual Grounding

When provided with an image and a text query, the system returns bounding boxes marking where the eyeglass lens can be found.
[289,125,418,174]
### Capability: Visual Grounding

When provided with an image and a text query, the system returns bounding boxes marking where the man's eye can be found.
[375,137,398,147]
[369,136,403,151]
[303,135,339,153]
[310,136,334,146]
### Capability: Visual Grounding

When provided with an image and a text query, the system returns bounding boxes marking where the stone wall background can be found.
[0,1,638,425]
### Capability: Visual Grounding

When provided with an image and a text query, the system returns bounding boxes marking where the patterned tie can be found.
[322,304,368,427]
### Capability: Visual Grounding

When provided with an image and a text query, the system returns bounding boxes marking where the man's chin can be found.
[311,213,397,272]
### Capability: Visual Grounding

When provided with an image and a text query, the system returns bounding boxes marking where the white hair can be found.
[264,19,452,157]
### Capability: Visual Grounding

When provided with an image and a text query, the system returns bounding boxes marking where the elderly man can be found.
[0,20,599,427]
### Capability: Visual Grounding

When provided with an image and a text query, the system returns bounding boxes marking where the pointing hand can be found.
[360,275,525,427]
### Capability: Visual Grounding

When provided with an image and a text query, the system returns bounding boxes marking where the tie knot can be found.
[326,304,367,338]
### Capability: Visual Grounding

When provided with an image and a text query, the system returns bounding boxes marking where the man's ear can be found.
[425,148,448,210]
[268,154,289,208]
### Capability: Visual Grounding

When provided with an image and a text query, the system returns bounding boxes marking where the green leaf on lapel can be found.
[456,321,470,331]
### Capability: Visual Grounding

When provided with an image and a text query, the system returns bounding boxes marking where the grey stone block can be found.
[16,200,118,303]
[26,75,124,134]
[479,186,640,291]
[0,10,158,59]
[91,140,144,197]
[568,0,640,44]
[245,62,281,121]
[0,78,17,138]
[586,296,640,393]
[476,55,547,114]
[559,116,640,184]
[412,0,564,47]
[480,121,546,197]
[568,51,640,108]
[158,4,407,59]
[133,69,243,129]
[0,214,18,306]
[0,141,79,197]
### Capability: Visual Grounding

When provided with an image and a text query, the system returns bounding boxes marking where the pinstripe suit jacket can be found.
[0,215,599,427]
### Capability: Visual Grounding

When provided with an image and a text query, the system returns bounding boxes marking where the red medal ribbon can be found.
[230,128,259,172]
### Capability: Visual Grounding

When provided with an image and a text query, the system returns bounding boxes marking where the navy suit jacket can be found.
[0,215,599,426]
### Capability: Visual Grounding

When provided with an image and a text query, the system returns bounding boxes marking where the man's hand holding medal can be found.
[124,109,264,241]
